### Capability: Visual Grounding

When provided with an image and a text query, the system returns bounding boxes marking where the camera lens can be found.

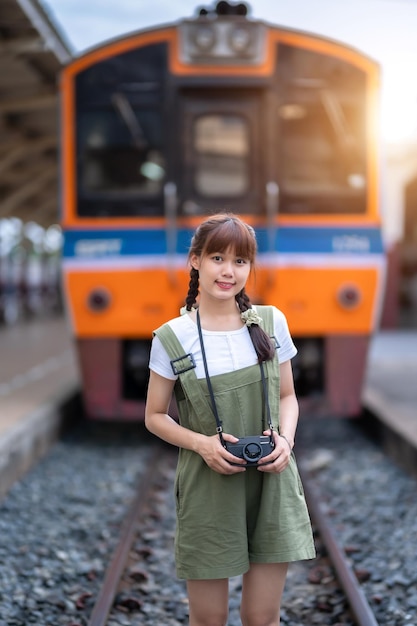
[243,442,262,461]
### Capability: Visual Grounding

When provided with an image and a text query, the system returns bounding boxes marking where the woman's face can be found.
[190,246,251,303]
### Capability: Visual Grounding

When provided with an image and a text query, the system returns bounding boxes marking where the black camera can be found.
[226,435,275,466]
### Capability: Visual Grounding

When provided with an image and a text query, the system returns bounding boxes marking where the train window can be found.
[74,43,167,217]
[193,115,249,197]
[276,44,368,214]
[79,107,165,193]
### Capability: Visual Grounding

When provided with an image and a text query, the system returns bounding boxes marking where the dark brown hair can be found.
[184,213,275,363]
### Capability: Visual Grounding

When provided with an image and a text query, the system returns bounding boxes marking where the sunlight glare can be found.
[380,77,417,144]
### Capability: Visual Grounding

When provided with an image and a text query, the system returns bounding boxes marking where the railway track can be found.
[299,467,379,626]
[88,443,169,626]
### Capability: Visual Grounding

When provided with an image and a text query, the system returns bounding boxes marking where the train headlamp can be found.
[87,288,111,312]
[192,24,216,51]
[337,284,362,309]
[228,25,252,53]
[180,20,266,64]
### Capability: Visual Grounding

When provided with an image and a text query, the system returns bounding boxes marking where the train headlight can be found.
[191,24,216,51]
[180,21,266,64]
[87,288,111,312]
[228,25,252,53]
[337,284,362,309]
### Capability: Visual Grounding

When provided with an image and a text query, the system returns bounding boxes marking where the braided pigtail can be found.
[235,288,251,314]
[184,267,199,311]
[236,289,276,363]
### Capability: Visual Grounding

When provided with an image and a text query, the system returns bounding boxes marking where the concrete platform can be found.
[362,330,417,475]
[0,315,80,499]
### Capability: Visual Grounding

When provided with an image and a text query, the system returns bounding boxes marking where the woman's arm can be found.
[145,370,246,473]
[278,359,299,450]
[145,370,202,451]
[256,358,299,473]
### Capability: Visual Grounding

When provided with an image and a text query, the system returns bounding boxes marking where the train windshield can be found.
[276,44,368,214]
[78,107,165,195]
[70,38,372,218]
[75,43,167,218]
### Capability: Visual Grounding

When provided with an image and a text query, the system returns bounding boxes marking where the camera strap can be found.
[196,310,274,446]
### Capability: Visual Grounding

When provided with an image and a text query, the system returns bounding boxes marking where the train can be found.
[59,1,386,420]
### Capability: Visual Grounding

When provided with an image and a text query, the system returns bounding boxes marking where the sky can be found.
[43,0,417,145]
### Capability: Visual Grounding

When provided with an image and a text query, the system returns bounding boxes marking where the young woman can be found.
[145,213,315,626]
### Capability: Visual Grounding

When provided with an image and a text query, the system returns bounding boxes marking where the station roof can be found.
[0,0,73,227]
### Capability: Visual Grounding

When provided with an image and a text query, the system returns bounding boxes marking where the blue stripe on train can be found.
[63,226,385,258]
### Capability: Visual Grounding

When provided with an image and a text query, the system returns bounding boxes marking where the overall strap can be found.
[254,305,275,342]
[153,323,215,419]
[254,305,281,424]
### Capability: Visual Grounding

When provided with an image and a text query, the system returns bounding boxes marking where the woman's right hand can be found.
[196,433,247,474]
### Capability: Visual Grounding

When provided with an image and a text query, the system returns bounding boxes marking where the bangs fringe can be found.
[202,217,257,262]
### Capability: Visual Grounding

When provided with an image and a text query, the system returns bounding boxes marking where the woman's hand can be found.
[256,430,292,473]
[196,432,247,475]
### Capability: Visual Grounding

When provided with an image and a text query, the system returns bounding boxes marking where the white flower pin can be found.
[240,309,262,327]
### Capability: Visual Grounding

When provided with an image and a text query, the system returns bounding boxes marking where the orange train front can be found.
[59,1,386,420]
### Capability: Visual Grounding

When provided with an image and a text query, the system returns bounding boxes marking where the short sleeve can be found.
[272,307,297,363]
[149,334,178,380]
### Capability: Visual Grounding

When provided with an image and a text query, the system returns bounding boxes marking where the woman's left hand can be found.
[256,429,291,473]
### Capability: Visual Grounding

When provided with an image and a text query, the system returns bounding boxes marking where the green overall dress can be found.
[154,306,315,580]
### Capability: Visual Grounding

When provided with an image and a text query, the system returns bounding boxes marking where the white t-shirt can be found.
[149,306,297,381]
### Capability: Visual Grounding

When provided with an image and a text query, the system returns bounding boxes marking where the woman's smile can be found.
[216,281,235,290]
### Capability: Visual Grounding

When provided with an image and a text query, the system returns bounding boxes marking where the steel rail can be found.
[88,443,165,626]
[299,466,379,626]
